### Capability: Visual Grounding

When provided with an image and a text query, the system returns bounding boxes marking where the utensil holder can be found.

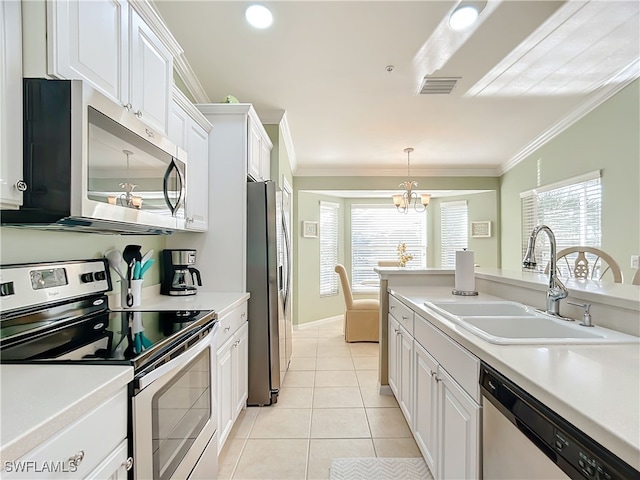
[120,279,143,308]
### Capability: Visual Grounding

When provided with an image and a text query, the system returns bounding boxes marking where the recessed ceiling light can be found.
[245,4,273,29]
[449,5,479,31]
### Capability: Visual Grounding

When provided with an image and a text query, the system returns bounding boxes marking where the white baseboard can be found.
[294,315,344,330]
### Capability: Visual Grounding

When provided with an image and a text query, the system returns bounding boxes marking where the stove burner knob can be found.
[94,271,107,281]
[80,272,94,283]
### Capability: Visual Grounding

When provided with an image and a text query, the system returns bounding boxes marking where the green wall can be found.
[293,182,501,326]
[500,80,640,282]
[0,228,166,286]
[294,192,346,325]
[428,191,500,268]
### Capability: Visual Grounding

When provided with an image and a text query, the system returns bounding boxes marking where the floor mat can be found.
[329,457,433,480]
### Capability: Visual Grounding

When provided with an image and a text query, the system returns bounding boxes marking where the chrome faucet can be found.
[522,225,568,316]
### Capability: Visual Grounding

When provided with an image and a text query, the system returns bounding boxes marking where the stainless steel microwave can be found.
[1,79,187,234]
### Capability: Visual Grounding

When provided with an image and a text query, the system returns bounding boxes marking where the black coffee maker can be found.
[160,249,202,296]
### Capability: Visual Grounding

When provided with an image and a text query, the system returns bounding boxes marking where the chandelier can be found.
[392,147,431,213]
[107,150,143,209]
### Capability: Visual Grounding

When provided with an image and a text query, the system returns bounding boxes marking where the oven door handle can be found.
[137,322,218,391]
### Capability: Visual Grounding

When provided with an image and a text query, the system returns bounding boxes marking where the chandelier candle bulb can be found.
[453,249,478,296]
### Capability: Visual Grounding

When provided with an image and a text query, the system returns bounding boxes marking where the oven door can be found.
[133,323,218,480]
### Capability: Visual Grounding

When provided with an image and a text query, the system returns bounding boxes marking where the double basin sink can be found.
[423,301,639,345]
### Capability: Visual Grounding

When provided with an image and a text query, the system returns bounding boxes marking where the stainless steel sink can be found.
[423,301,639,345]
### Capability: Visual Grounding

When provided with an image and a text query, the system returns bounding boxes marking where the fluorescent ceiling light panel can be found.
[245,4,273,29]
[467,0,640,97]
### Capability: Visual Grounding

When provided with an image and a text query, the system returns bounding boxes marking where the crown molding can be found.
[173,54,210,104]
[260,110,298,175]
[499,61,640,176]
[172,86,212,132]
[142,0,210,103]
[294,165,501,177]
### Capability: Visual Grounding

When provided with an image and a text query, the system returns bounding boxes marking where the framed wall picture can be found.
[302,221,319,238]
[471,221,492,238]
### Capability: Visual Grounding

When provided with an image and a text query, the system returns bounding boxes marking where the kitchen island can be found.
[375,267,640,473]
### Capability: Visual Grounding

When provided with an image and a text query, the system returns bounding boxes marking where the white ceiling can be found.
[153,0,639,177]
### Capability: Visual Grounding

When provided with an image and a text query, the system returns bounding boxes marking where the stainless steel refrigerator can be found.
[246,180,292,405]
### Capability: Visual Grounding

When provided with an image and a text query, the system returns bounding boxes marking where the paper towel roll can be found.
[454,249,476,293]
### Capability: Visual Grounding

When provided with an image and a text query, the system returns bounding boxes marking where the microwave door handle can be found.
[162,160,184,216]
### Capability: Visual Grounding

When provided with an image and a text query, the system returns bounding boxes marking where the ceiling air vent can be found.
[419,76,460,95]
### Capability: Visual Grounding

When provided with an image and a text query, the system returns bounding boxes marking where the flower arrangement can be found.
[397,242,414,267]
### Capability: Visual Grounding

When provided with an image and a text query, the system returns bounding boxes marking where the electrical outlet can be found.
[631,255,640,269]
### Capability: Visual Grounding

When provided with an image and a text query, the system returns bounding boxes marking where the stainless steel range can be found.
[0,259,219,480]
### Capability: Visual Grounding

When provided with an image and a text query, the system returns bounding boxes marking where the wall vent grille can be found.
[419,77,460,95]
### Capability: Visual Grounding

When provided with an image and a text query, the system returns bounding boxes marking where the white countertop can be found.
[388,285,640,470]
[0,364,133,464]
[109,288,250,318]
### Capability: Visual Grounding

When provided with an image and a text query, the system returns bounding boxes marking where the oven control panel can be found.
[0,259,112,312]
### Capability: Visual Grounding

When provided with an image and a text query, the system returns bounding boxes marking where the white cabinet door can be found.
[398,325,413,427]
[0,0,24,209]
[185,121,209,231]
[84,440,131,480]
[387,315,399,397]
[438,367,480,480]
[248,117,262,181]
[216,336,234,453]
[233,321,249,417]
[50,0,128,104]
[128,5,172,133]
[167,101,189,149]
[413,342,439,473]
[260,137,271,180]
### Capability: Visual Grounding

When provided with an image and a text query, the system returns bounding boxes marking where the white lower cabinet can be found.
[388,315,413,425]
[216,303,249,453]
[388,294,481,479]
[3,388,131,480]
[414,342,439,473]
[438,368,480,479]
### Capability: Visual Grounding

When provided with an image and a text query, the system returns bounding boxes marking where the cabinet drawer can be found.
[389,295,414,335]
[4,389,127,480]
[414,314,479,401]
[217,302,248,348]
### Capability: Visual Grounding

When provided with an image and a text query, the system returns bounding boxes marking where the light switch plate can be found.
[631,255,639,269]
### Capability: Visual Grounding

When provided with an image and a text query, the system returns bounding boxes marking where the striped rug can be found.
[329,457,433,480]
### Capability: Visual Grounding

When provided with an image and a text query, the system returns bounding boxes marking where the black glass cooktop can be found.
[0,295,215,371]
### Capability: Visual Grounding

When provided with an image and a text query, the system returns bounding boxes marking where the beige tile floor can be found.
[218,318,422,480]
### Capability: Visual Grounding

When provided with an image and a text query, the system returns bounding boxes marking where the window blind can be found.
[520,171,601,273]
[351,204,427,292]
[440,200,468,268]
[319,201,339,296]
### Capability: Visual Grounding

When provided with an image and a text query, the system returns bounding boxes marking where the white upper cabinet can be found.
[0,0,24,209]
[248,115,272,181]
[167,87,211,232]
[24,0,175,134]
[50,0,128,104]
[128,5,172,132]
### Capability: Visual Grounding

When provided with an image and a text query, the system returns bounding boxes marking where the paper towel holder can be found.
[452,248,478,296]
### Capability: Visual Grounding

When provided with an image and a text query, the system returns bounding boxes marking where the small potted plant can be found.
[397,242,414,267]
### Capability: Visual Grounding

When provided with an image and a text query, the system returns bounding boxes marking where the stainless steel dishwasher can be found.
[480,362,638,480]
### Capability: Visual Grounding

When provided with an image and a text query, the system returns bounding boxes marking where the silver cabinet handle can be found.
[186,217,194,223]
[124,103,132,111]
[390,305,396,309]
[241,312,247,318]
[122,457,134,471]
[145,128,154,138]
[402,315,408,320]
[135,110,143,118]
[68,450,85,468]
[15,180,27,192]
[224,326,231,332]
